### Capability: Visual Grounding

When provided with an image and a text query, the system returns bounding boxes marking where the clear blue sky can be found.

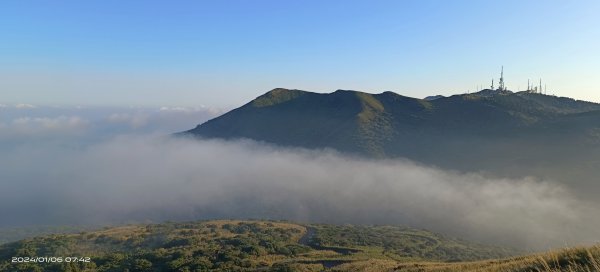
[1,0,599,107]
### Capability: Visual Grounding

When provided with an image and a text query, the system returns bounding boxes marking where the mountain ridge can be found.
[185,88,600,193]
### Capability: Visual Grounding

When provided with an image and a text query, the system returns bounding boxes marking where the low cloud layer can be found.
[1,134,599,250]
[0,105,223,142]
[6,116,90,137]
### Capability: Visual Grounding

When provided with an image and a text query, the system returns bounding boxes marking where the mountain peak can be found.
[472,89,513,97]
[251,88,306,107]
[424,95,445,101]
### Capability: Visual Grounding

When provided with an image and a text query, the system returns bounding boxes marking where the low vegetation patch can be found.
[0,220,596,272]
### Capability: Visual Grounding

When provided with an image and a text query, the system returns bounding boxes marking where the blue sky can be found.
[1,0,599,107]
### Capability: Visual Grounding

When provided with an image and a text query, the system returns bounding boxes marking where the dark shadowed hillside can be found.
[186,88,600,194]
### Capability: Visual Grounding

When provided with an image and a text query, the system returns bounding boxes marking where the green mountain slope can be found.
[186,88,600,193]
[0,220,513,272]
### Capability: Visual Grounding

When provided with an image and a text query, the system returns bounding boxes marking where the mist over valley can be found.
[2,90,599,252]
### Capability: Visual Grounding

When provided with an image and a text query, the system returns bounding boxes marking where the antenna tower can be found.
[498,66,505,91]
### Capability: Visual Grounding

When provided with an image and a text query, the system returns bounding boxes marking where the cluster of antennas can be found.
[491,66,507,91]
[527,78,547,94]
[474,66,508,92]
[472,66,550,95]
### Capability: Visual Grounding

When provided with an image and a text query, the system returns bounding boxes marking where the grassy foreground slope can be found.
[337,246,600,272]
[0,220,509,272]
[0,220,597,272]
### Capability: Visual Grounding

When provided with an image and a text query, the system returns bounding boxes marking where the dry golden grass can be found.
[332,259,399,272]
[334,245,600,272]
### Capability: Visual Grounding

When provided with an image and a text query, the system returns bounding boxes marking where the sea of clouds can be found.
[1,104,599,250]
